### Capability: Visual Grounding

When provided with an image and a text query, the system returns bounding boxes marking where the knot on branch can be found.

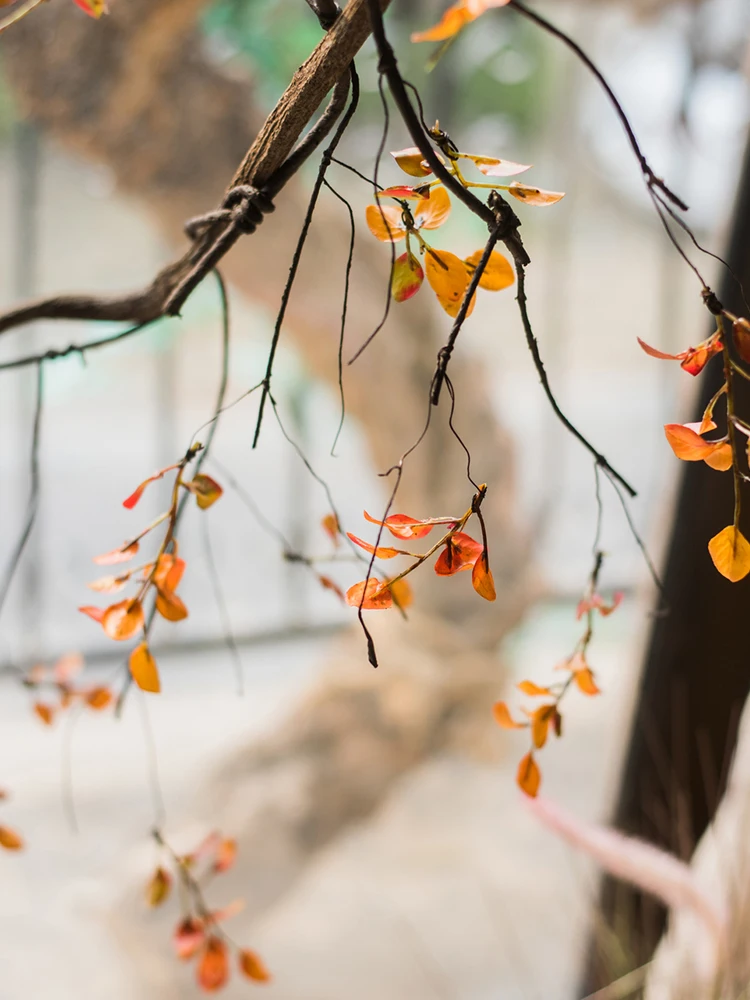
[223,185,276,235]
[702,286,724,316]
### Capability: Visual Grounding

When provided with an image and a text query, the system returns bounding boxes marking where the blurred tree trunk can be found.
[1,0,533,962]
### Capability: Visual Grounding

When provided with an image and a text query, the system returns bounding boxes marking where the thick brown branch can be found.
[0,0,389,337]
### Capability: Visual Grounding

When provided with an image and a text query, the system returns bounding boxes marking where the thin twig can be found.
[0,361,43,618]
[252,66,359,447]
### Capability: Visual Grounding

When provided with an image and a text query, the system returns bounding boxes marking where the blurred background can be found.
[0,0,749,997]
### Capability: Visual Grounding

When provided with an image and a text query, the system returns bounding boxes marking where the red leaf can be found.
[434,532,483,576]
[174,917,205,960]
[123,463,179,509]
[391,251,425,303]
[72,0,108,17]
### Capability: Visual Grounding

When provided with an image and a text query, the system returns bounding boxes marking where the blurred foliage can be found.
[202,0,551,141]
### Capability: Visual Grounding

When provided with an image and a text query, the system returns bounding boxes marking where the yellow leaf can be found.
[471,555,496,601]
[464,249,514,291]
[425,249,472,317]
[708,525,750,582]
[411,0,511,43]
[238,949,271,983]
[390,147,433,178]
[507,182,565,207]
[460,153,530,178]
[129,642,161,693]
[365,203,406,243]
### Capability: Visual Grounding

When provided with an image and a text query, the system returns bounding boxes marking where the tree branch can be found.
[0,0,390,339]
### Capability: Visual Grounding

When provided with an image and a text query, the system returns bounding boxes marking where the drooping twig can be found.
[0,361,44,619]
[509,0,687,211]
[322,176,356,456]
[252,65,360,447]
[365,0,636,499]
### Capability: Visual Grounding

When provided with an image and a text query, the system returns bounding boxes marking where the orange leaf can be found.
[102,599,144,641]
[123,464,179,510]
[680,337,723,376]
[704,442,733,472]
[733,318,750,364]
[33,703,55,726]
[363,510,451,540]
[346,533,406,559]
[365,203,406,242]
[345,579,393,610]
[471,554,497,601]
[73,0,108,16]
[321,513,340,545]
[155,590,188,622]
[79,605,106,624]
[517,752,541,798]
[708,525,750,582]
[174,917,206,960]
[425,249,475,318]
[575,667,601,696]
[85,687,113,711]
[464,249,514,291]
[197,937,229,992]
[214,838,237,874]
[390,147,433,177]
[411,0,511,42]
[507,182,565,206]
[531,705,556,749]
[187,474,223,510]
[129,642,160,694]
[493,701,526,729]
[93,541,139,566]
[664,424,719,462]
[459,152,531,177]
[413,186,451,230]
[391,252,424,303]
[238,948,271,983]
[154,555,186,594]
[434,532,483,576]
[0,825,23,850]
[146,866,172,907]
[517,680,551,696]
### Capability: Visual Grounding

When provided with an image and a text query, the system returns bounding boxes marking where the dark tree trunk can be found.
[587,130,750,985]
